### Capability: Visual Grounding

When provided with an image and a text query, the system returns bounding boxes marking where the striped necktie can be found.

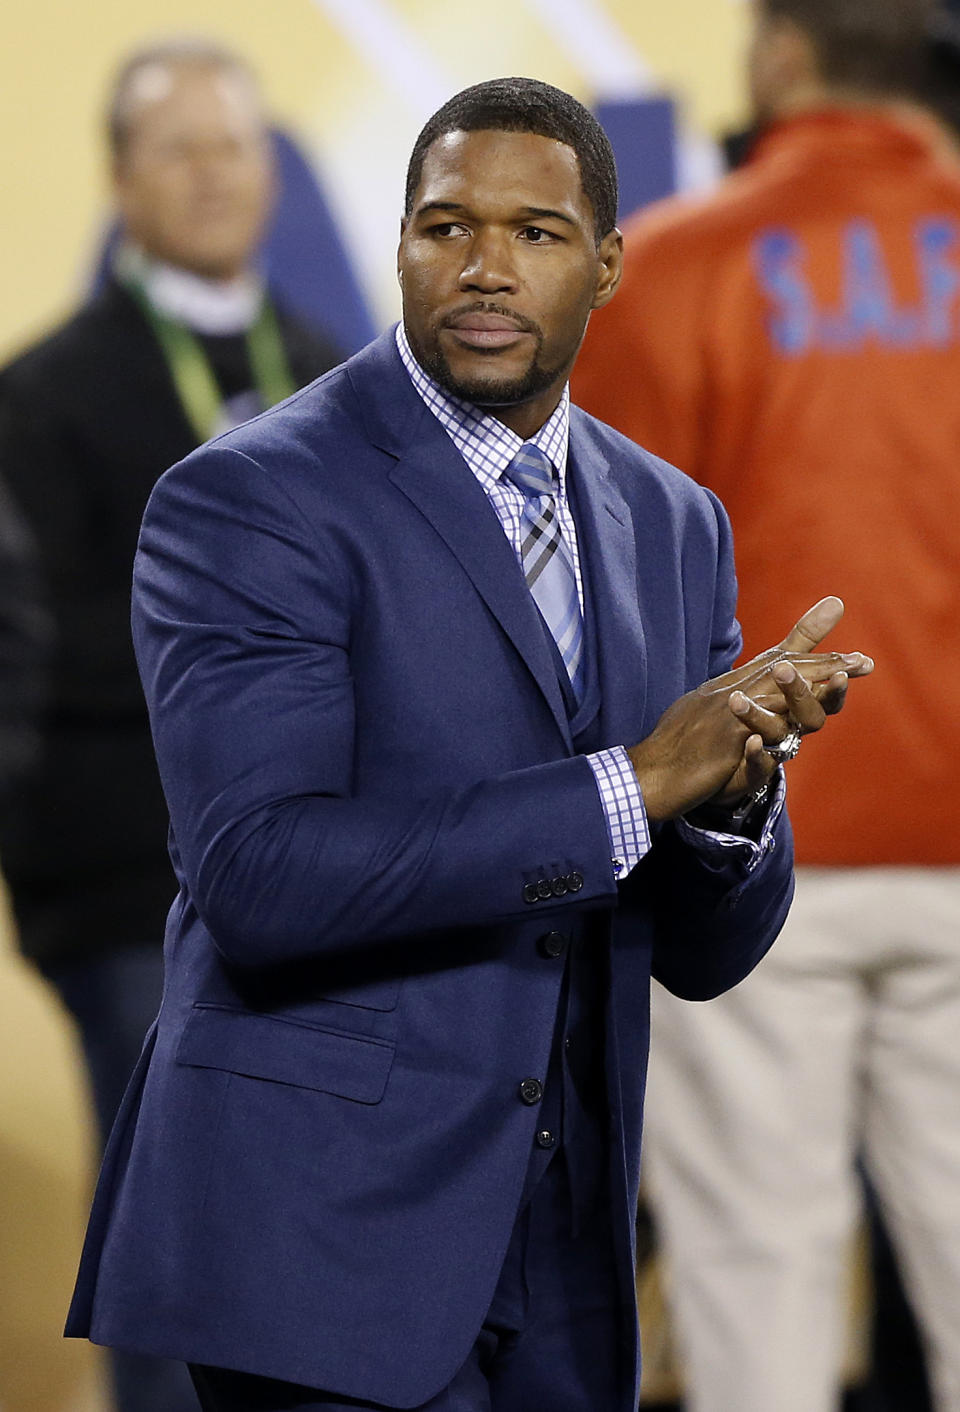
[503,443,585,702]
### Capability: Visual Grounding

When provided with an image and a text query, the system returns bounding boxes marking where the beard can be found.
[411,307,563,409]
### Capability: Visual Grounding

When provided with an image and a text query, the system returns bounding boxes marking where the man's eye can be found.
[520,226,556,243]
[431,223,468,238]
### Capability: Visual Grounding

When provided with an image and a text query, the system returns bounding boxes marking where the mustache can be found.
[438,302,542,338]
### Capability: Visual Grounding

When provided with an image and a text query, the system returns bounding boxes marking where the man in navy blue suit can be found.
[67,79,873,1411]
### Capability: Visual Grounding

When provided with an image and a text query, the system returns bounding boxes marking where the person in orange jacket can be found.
[574,2,960,1409]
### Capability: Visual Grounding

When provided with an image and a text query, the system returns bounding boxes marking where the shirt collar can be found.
[115,243,265,335]
[395,322,570,496]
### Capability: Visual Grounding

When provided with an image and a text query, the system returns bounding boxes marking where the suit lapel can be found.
[349,334,573,749]
[390,423,574,750]
[567,415,649,745]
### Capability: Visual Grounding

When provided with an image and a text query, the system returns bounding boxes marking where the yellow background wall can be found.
[0,3,749,1407]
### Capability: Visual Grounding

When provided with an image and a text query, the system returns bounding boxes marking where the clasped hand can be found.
[627,597,875,822]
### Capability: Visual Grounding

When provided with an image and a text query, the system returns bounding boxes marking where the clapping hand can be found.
[628,597,874,821]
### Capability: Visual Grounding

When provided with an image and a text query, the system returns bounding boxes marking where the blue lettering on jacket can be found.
[918,218,960,345]
[752,229,816,354]
[752,218,960,354]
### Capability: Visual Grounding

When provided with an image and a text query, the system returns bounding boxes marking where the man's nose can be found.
[457,232,518,294]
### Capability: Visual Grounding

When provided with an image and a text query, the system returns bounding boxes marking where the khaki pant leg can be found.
[860,869,960,1412]
[642,868,869,1412]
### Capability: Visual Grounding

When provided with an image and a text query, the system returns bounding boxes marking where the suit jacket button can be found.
[522,883,540,904]
[536,879,553,900]
[550,876,568,897]
[536,1129,556,1149]
[519,1077,543,1105]
[538,931,568,959]
[566,871,584,893]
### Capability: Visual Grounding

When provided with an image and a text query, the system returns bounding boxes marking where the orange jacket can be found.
[574,109,960,865]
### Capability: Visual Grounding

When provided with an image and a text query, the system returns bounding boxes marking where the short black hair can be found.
[920,6,960,136]
[763,0,935,95]
[405,77,618,243]
[107,37,260,160]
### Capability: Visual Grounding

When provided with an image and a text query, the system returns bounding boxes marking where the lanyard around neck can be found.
[127,282,297,443]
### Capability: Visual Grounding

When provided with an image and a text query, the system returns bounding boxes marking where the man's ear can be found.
[111,156,130,208]
[592,228,624,311]
[397,217,407,287]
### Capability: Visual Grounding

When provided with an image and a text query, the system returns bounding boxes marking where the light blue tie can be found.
[503,443,585,702]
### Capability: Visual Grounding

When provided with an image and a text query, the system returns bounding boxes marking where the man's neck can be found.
[116,244,265,335]
[771,84,941,131]
[765,89,960,163]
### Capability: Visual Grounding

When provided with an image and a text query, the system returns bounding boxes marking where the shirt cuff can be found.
[675,770,786,872]
[586,746,651,880]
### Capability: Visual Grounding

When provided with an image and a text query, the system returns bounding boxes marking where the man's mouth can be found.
[442,311,534,350]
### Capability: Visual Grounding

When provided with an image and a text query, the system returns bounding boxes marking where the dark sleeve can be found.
[641,487,794,999]
[0,368,146,718]
[0,472,51,796]
[642,811,794,1000]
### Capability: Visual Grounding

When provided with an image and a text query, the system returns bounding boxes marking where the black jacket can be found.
[0,278,340,963]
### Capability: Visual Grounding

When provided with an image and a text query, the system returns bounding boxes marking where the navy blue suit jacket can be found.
[67,330,793,1405]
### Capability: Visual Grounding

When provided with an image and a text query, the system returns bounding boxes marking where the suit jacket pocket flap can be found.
[176,1005,394,1105]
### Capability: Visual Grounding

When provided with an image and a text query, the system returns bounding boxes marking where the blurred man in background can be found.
[0,37,339,1412]
[574,1,960,1409]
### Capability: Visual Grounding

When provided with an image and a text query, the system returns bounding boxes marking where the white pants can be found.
[642,867,960,1412]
